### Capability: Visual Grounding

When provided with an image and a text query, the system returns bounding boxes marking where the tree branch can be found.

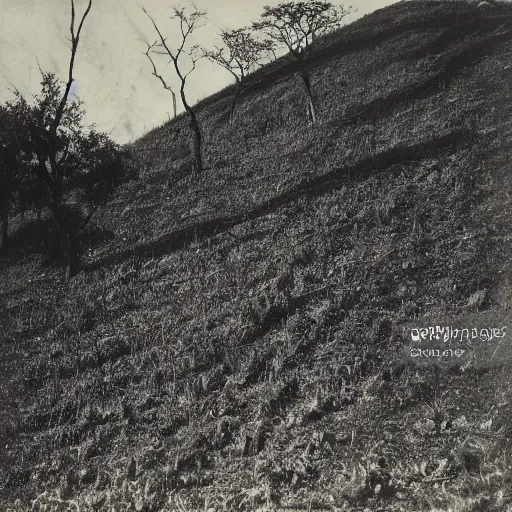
[144,41,178,117]
[51,0,92,138]
[142,7,178,63]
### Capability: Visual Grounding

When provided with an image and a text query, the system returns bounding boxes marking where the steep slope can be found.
[2,1,512,510]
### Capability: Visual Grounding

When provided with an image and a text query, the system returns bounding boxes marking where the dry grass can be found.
[2,1,512,510]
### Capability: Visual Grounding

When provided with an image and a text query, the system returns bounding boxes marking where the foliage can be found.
[2,72,126,269]
[69,130,127,208]
[204,28,274,82]
[203,28,275,120]
[7,73,124,210]
[253,1,354,59]
[0,103,27,204]
[7,73,86,204]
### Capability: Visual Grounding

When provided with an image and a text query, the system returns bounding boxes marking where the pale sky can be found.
[0,0,397,144]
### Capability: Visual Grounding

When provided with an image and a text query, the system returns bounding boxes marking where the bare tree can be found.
[144,42,178,119]
[51,0,93,145]
[203,28,274,122]
[253,1,353,124]
[143,5,206,174]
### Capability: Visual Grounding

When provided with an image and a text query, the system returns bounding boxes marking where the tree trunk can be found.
[180,80,203,174]
[299,65,317,124]
[306,91,317,124]
[48,202,80,280]
[0,201,8,253]
[172,91,177,119]
[65,232,80,281]
[187,109,203,174]
[230,80,243,124]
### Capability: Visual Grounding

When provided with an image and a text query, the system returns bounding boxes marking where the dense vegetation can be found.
[2,0,512,510]
[0,73,128,276]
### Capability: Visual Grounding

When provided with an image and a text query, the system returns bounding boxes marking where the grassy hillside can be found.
[2,1,512,510]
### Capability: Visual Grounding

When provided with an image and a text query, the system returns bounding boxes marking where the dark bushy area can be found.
[2,1,512,510]
[0,73,136,279]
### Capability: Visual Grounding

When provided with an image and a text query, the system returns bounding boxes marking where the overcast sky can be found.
[0,0,397,144]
